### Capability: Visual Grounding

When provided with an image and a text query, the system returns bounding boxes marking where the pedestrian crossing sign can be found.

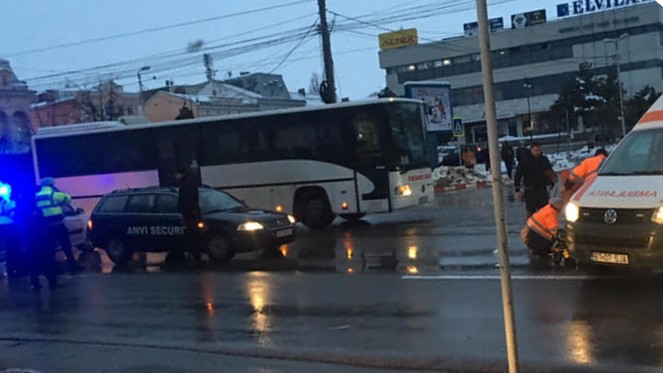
[452,117,464,137]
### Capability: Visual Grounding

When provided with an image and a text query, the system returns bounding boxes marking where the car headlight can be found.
[395,185,412,196]
[287,215,296,224]
[652,207,663,224]
[237,221,264,231]
[565,202,580,223]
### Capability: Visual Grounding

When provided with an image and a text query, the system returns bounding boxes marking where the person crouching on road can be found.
[521,197,563,265]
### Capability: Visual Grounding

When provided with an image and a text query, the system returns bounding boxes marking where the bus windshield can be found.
[387,102,428,170]
[600,128,663,176]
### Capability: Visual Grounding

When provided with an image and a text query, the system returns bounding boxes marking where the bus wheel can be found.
[206,235,236,263]
[340,214,365,222]
[297,190,335,229]
[106,239,133,265]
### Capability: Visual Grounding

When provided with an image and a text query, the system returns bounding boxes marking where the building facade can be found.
[0,59,36,154]
[379,2,663,143]
[143,78,306,123]
[32,81,140,128]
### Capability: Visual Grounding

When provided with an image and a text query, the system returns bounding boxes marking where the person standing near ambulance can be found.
[514,142,555,217]
[562,148,608,204]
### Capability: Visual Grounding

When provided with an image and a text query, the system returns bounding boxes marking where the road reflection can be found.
[246,272,273,346]
[569,276,663,368]
[78,221,442,275]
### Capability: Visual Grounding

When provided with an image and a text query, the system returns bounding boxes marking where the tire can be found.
[206,234,236,263]
[340,214,365,222]
[297,190,335,229]
[105,239,133,265]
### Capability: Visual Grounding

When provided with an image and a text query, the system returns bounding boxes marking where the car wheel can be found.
[105,239,133,265]
[297,190,335,229]
[206,235,236,263]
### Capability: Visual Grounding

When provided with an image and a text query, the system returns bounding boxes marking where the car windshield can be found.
[199,189,244,213]
[599,128,663,176]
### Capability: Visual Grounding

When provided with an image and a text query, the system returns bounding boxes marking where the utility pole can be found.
[476,1,519,372]
[317,0,336,103]
[604,33,628,137]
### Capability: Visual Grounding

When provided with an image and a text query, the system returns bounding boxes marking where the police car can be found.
[88,186,296,264]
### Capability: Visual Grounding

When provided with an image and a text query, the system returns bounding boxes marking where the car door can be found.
[123,193,157,251]
[152,192,186,252]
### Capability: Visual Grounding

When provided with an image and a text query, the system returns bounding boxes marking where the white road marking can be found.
[402,274,613,281]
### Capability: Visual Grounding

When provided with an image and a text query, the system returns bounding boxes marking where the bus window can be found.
[353,111,385,163]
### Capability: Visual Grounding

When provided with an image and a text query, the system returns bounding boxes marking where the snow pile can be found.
[548,144,618,172]
[433,166,491,187]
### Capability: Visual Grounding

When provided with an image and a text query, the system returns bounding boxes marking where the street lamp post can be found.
[137,65,151,116]
[603,33,628,137]
[523,82,532,140]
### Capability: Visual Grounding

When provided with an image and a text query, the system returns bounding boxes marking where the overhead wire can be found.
[4,0,314,57]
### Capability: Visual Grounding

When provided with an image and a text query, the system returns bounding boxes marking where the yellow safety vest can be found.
[35,186,72,218]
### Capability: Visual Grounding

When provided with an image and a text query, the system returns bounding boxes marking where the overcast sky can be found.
[0,0,624,99]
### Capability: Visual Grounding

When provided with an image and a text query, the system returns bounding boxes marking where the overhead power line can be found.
[269,20,318,73]
[5,0,313,57]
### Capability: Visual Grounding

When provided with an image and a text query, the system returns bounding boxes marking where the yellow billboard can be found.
[379,28,418,50]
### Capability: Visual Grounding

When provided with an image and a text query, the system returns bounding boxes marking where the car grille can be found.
[574,234,650,249]
[579,208,655,225]
[262,218,290,229]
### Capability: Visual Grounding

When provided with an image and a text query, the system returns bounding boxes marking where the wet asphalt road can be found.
[2,189,663,372]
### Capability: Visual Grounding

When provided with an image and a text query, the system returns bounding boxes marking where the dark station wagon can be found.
[88,186,296,264]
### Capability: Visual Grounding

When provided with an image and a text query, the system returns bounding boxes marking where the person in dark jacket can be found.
[176,167,202,263]
[23,194,59,291]
[501,141,515,179]
[514,142,554,217]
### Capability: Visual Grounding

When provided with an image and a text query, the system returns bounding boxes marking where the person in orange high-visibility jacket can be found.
[562,148,608,204]
[521,197,563,259]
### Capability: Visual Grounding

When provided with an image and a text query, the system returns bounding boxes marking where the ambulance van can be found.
[565,95,663,268]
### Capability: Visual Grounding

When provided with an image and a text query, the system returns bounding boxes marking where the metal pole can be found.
[615,53,626,137]
[566,109,571,153]
[475,1,519,372]
[317,0,337,103]
[137,71,144,116]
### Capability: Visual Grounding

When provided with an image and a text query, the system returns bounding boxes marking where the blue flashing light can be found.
[0,183,11,199]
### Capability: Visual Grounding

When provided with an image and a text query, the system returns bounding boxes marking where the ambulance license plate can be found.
[591,252,629,265]
[276,228,293,238]
[419,196,429,204]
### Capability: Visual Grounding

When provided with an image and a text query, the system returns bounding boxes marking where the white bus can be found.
[32,99,435,228]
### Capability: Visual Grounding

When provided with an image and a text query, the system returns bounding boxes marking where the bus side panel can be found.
[200,161,363,214]
[54,170,159,213]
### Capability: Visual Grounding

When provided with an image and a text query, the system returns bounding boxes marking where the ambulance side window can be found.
[125,194,156,214]
[155,194,179,214]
